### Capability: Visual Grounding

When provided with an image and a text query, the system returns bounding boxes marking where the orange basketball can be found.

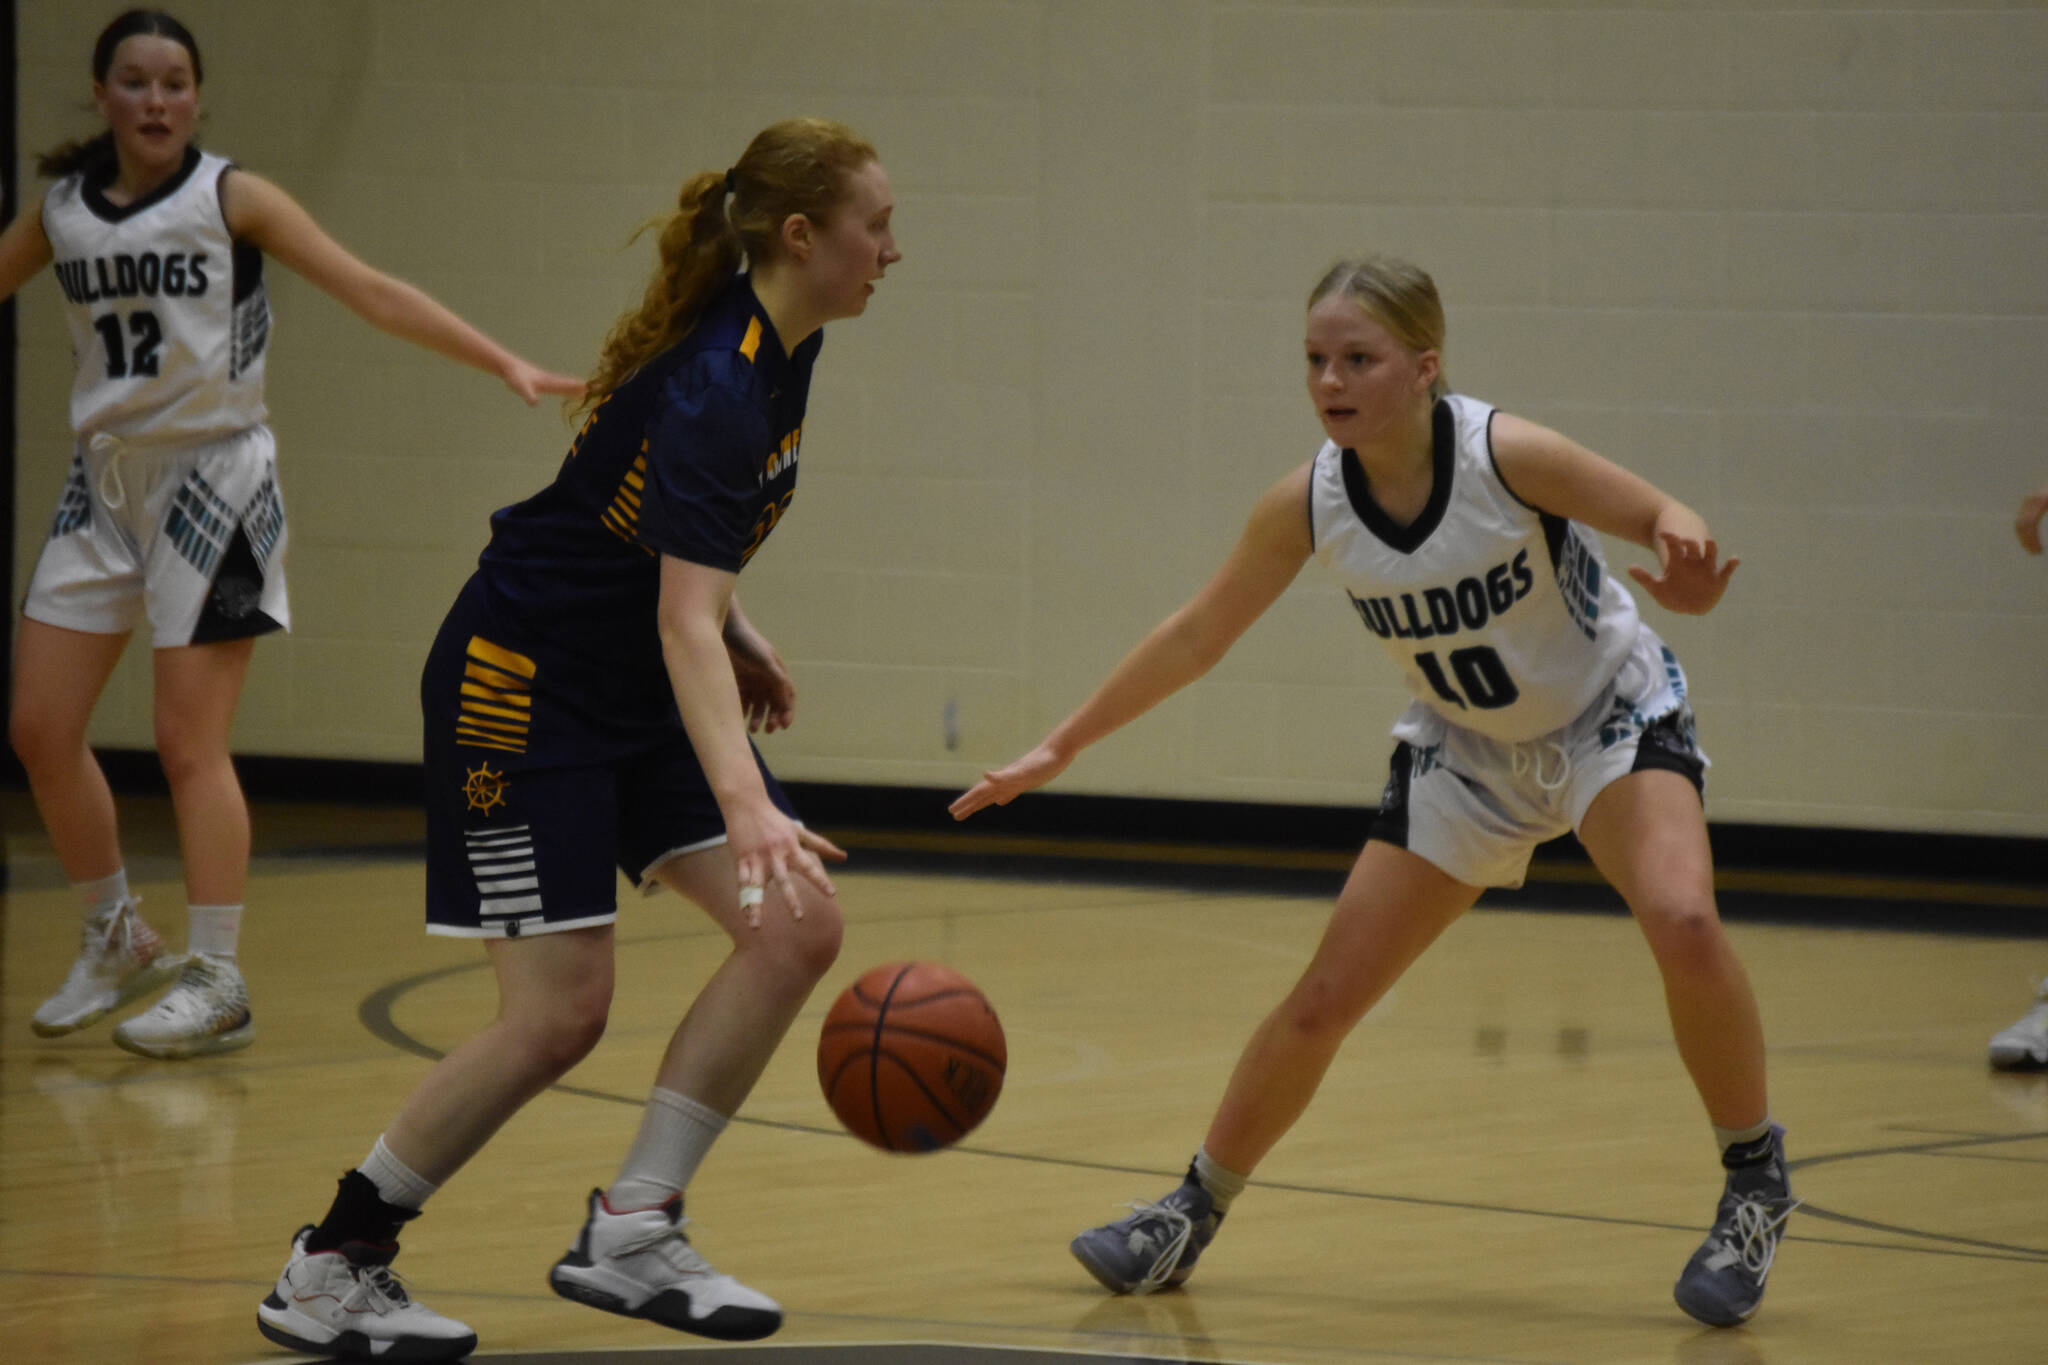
[817,961,1006,1152]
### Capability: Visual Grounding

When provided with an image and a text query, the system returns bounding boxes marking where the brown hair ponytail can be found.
[582,118,878,409]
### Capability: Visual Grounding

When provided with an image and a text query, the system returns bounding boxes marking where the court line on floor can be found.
[355,949,2048,1270]
[0,1267,1567,1365]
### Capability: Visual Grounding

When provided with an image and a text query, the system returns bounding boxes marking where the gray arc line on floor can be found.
[355,939,2048,1268]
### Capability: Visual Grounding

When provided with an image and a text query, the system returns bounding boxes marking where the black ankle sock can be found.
[304,1169,420,1253]
[1720,1131,1778,1171]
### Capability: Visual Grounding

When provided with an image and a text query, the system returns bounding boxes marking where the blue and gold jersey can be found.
[469,272,819,721]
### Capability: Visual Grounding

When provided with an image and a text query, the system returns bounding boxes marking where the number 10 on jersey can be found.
[1414,645,1519,711]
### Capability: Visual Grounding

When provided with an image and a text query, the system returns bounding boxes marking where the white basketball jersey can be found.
[42,148,269,444]
[1309,393,1640,742]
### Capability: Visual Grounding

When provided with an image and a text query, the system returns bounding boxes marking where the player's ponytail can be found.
[36,132,118,181]
[583,173,742,410]
[39,9,204,181]
[583,118,879,409]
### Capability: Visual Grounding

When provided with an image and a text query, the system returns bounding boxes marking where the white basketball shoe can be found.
[31,900,177,1036]
[111,952,254,1059]
[548,1189,782,1341]
[258,1226,478,1362]
[1989,978,2048,1070]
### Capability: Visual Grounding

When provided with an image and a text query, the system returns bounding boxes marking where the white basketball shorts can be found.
[23,425,289,648]
[1371,623,1708,889]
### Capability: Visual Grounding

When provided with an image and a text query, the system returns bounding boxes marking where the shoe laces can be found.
[62,903,151,986]
[176,953,229,988]
[1706,1194,1801,1278]
[77,899,140,956]
[139,955,244,1027]
[1116,1196,1198,1294]
[340,1256,420,1316]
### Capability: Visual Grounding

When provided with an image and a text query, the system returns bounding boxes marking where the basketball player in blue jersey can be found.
[2,10,583,1062]
[258,119,897,1361]
[954,257,1795,1328]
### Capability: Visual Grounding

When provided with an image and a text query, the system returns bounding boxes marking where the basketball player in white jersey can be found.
[953,257,1795,1327]
[1,9,582,1059]
[1988,481,2048,1069]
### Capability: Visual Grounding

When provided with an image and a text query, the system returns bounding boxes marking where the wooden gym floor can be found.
[1,789,2044,1364]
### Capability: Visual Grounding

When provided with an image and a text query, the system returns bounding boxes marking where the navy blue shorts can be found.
[419,590,796,939]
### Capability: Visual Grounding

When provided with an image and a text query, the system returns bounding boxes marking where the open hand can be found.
[1627,532,1738,615]
[729,637,797,733]
[729,806,847,929]
[949,743,1072,820]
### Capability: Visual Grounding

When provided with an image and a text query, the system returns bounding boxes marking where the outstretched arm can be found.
[221,170,584,404]
[0,204,55,306]
[1491,412,1737,615]
[950,462,1315,819]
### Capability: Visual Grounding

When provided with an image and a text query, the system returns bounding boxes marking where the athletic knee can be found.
[152,722,231,786]
[1281,970,1371,1041]
[509,994,611,1075]
[8,708,43,768]
[549,1016,609,1073]
[761,894,844,985]
[9,697,75,771]
[796,897,845,980]
[1636,896,1729,975]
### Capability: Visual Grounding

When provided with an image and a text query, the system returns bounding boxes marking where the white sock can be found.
[1712,1117,1774,1154]
[1192,1146,1249,1215]
[360,1134,439,1211]
[185,904,243,959]
[78,869,131,923]
[607,1087,728,1210]
[1712,1121,1777,1162]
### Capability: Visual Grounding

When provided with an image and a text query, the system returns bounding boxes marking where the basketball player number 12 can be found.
[1414,645,1519,711]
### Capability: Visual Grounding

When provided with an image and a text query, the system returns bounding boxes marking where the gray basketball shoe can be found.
[1071,1174,1219,1294]
[1674,1124,1800,1326]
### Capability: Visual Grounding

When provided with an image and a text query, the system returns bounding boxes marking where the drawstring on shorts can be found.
[1510,738,1573,793]
[89,431,133,510]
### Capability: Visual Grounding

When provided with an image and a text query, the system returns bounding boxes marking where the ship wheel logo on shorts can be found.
[463,762,509,814]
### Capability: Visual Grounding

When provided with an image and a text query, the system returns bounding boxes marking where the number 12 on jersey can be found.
[93,310,163,379]
[1415,645,1519,711]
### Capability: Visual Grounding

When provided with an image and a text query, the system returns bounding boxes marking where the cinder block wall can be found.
[13,1,2046,835]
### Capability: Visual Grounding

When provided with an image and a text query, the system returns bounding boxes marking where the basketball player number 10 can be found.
[1414,645,1519,711]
